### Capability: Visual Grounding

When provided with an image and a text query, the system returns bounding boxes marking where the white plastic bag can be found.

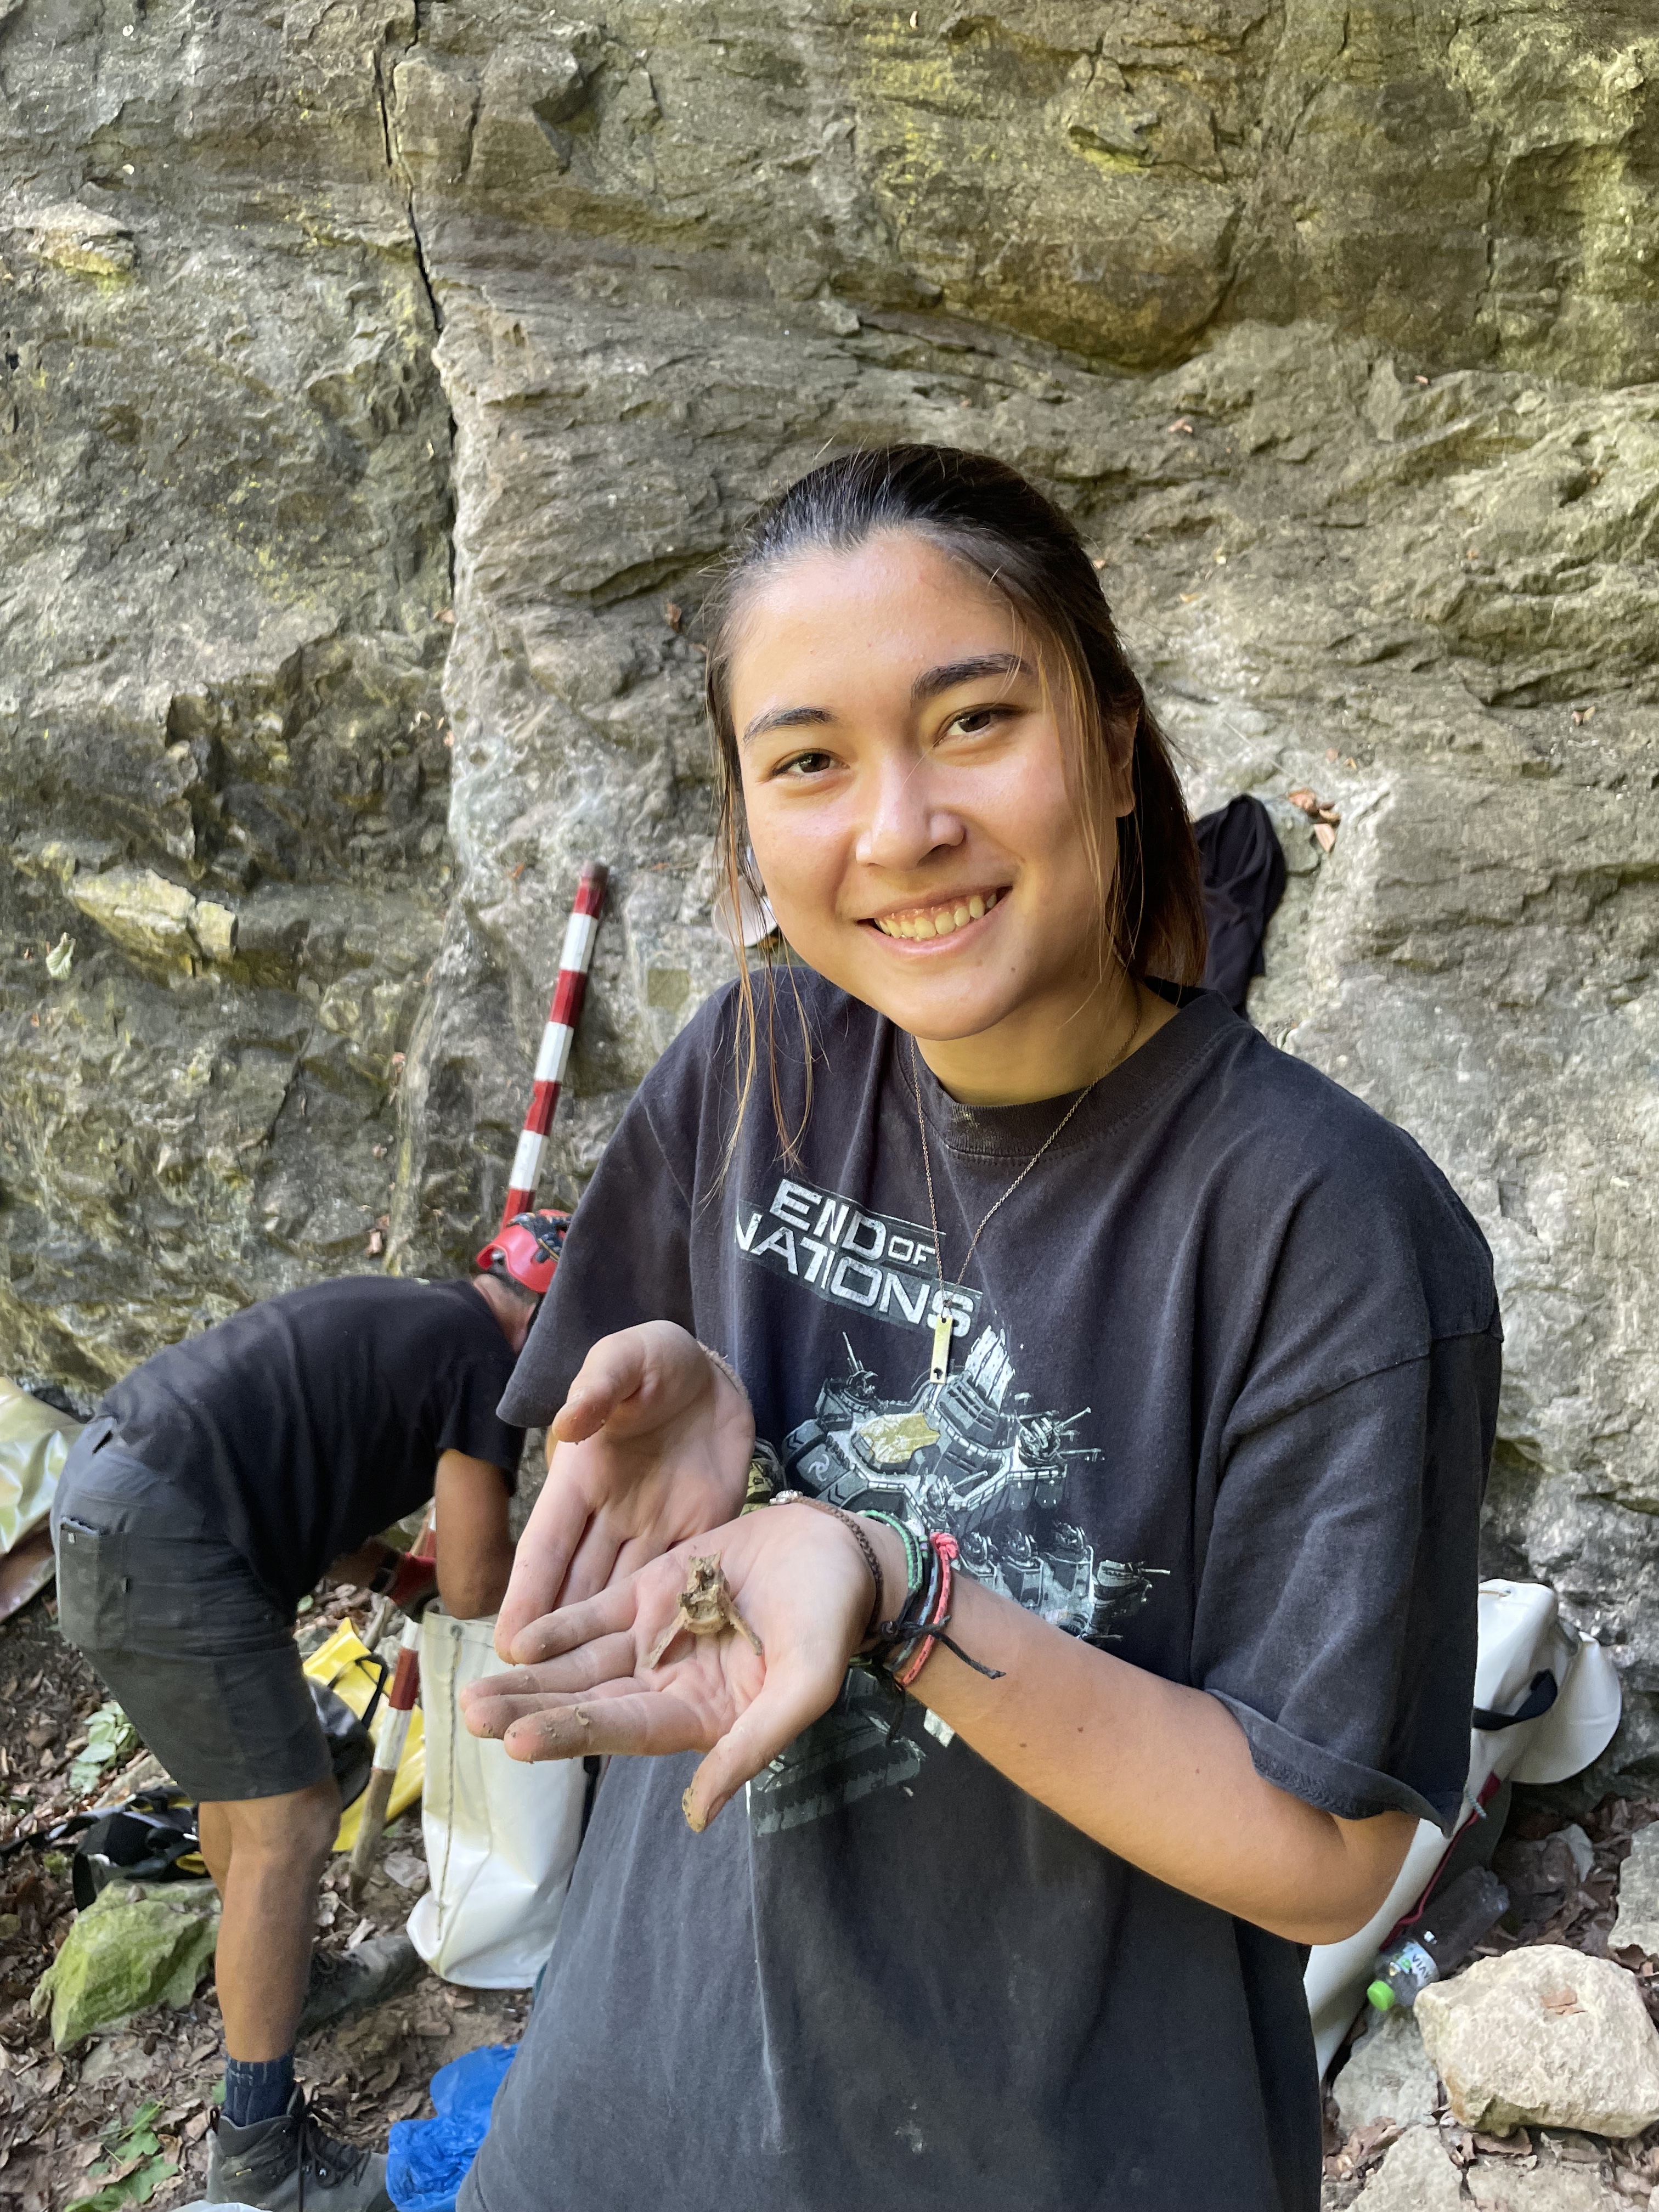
[0,1376,80,1554]
[406,1607,587,1989]
[1304,1578,1622,2073]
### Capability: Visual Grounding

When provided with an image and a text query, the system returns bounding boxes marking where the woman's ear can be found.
[713,844,779,950]
[1107,708,1139,822]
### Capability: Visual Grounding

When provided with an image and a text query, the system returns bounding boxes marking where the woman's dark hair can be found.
[702,444,1207,1149]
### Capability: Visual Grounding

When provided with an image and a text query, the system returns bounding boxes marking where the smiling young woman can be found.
[707,447,1205,1118]
[458,448,1501,2212]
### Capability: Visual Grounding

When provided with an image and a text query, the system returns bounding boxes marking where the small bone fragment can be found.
[645,1554,764,1670]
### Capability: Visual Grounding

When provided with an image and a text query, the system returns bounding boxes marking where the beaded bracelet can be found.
[861,1511,926,1607]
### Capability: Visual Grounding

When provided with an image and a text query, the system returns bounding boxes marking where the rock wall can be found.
[2,1,1656,1775]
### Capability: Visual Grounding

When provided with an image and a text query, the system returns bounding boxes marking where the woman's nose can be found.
[853,755,966,872]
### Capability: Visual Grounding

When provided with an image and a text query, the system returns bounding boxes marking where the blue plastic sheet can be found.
[386,2042,516,2212]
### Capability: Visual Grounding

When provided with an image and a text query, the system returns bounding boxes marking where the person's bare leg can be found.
[204,1781,340,2061]
[198,1799,231,1896]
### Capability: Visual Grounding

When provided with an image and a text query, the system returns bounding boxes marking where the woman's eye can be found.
[774,749,837,777]
[947,706,1007,738]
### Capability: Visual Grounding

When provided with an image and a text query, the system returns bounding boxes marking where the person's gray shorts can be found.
[53,1421,332,1805]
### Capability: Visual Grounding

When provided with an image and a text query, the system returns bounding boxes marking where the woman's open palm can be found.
[494,1321,755,1663]
[464,1504,872,1831]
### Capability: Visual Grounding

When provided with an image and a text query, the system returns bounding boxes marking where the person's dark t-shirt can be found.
[470,979,1500,2212]
[103,1278,524,1609]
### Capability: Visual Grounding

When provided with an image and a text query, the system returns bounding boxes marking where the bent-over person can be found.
[53,1214,562,2211]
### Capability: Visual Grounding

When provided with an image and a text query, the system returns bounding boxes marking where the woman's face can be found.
[729,531,1130,1060]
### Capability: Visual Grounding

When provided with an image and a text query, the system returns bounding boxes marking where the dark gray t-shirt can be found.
[99,1277,523,1609]
[471,980,1500,2212]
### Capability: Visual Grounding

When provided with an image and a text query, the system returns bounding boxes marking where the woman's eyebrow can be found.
[741,704,834,746]
[911,652,1032,703]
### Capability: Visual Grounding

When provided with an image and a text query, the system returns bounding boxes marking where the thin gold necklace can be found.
[909,988,1146,1390]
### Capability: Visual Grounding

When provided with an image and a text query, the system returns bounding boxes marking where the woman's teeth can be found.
[874,889,999,940]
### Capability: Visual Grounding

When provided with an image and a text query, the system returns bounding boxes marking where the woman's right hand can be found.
[466,1500,881,1832]
[493,1322,755,1663]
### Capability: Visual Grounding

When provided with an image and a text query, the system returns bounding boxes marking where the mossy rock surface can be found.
[32,1878,220,2051]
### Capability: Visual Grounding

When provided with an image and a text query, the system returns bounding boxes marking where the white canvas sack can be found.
[406,1606,587,1988]
[1304,1578,1622,2074]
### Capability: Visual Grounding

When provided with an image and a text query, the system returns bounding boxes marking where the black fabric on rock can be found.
[1197,793,1288,1012]
[475,978,1499,2212]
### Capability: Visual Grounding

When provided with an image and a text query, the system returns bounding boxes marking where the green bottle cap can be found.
[1367,1979,1396,2012]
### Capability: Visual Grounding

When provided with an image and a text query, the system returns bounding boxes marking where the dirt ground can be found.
[0,1583,527,2212]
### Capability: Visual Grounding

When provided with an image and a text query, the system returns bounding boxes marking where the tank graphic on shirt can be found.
[748,1328,1168,1837]
[785,1330,1166,1643]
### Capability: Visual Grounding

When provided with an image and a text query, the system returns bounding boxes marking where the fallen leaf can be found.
[1286,787,1318,813]
[365,1230,384,1257]
[664,602,684,632]
[1167,417,1194,435]
[1327,2120,1403,2179]
[1326,747,1339,761]
[365,2059,400,2095]
[1475,2130,1532,2155]
[1314,822,1338,853]
[435,607,455,626]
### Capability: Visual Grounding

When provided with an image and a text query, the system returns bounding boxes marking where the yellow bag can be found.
[301,1623,424,1852]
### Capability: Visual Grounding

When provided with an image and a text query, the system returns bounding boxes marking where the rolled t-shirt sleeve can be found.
[426,1296,525,1480]
[1193,1322,1500,1832]
[433,1372,524,1482]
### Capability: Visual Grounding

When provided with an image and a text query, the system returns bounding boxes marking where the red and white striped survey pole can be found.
[348,1513,437,1904]
[499,860,609,1229]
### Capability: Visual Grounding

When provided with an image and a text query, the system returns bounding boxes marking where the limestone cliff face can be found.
[2,2,1657,1774]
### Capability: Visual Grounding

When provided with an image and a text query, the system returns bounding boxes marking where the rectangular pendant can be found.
[929,1311,953,1388]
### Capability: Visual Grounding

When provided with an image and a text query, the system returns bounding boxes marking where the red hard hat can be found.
[475,1210,569,1299]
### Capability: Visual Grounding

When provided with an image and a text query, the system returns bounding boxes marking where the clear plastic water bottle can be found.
[1367,1866,1509,2011]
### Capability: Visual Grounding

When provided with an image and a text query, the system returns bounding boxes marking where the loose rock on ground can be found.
[1415,1945,1659,2140]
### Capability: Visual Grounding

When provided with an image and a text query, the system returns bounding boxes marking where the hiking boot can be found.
[207,2086,390,2209]
[297,1928,423,2036]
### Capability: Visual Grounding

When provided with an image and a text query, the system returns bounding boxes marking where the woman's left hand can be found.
[459,1503,878,1831]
